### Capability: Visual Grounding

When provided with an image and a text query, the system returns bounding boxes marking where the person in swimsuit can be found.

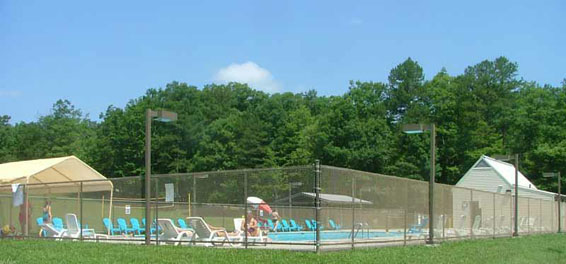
[38,200,52,237]
[240,211,259,237]
[42,200,52,224]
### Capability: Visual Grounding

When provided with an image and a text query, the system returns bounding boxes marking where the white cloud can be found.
[0,90,22,98]
[349,18,363,25]
[214,61,281,93]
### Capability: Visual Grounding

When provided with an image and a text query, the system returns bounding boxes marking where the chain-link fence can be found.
[0,163,562,251]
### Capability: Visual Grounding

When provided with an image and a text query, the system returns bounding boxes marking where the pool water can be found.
[267,230,402,241]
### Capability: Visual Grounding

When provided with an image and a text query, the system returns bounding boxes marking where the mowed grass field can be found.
[1,234,566,264]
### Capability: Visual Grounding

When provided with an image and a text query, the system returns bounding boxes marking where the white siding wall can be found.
[457,168,510,193]
[516,188,555,201]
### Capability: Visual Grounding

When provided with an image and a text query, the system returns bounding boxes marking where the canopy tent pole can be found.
[101,195,105,221]
[109,187,113,221]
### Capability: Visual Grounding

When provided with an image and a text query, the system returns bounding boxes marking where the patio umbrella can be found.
[246,196,273,216]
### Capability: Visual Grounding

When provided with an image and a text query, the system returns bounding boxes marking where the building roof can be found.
[481,155,537,190]
[274,192,372,205]
[0,156,112,194]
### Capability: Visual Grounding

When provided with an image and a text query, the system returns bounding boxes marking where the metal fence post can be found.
[244,171,248,249]
[145,109,152,245]
[470,190,473,239]
[493,193,496,238]
[527,198,530,234]
[513,154,519,237]
[314,160,321,254]
[539,199,542,233]
[559,172,562,233]
[80,181,84,241]
[403,180,408,246]
[351,176,355,250]
[24,184,29,238]
[155,178,159,245]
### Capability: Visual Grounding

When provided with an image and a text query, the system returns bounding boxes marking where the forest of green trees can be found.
[1,57,565,192]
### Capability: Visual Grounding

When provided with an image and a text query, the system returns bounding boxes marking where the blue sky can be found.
[1,0,564,123]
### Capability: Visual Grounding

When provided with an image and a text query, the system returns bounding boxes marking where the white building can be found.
[456,155,556,201]
[450,155,559,233]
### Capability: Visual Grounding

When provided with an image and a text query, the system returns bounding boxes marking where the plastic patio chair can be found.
[65,213,96,239]
[117,218,135,234]
[329,219,341,230]
[157,218,194,245]
[103,218,121,235]
[304,219,314,231]
[130,218,144,235]
[187,217,239,247]
[408,218,428,234]
[52,217,64,231]
[311,219,324,230]
[177,218,190,229]
[142,218,157,234]
[280,219,293,231]
[289,219,304,231]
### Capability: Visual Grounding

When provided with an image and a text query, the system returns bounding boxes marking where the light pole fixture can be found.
[543,171,562,233]
[402,123,436,244]
[145,109,177,245]
[288,182,303,218]
[494,154,520,237]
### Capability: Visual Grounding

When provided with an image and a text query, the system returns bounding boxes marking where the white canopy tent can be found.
[0,156,113,218]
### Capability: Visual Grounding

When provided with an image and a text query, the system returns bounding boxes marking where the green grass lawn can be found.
[1,234,566,264]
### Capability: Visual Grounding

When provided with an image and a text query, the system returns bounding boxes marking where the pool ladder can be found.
[348,222,370,239]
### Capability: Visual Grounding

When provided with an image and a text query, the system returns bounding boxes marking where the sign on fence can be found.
[165,183,174,202]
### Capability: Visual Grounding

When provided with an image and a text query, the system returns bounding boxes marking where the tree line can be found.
[1,57,565,193]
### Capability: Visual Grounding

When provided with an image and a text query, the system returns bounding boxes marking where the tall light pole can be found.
[543,171,561,233]
[494,154,520,237]
[402,123,436,244]
[145,109,177,245]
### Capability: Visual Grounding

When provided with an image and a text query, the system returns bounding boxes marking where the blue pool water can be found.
[267,231,402,241]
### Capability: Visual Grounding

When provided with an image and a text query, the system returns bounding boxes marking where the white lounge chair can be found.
[471,215,490,236]
[40,223,65,239]
[433,215,447,239]
[496,215,511,234]
[453,215,470,237]
[65,213,96,239]
[157,218,194,245]
[233,218,265,246]
[186,217,239,247]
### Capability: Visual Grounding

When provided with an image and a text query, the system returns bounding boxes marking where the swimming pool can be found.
[267,230,402,241]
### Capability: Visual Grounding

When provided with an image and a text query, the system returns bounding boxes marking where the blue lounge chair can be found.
[117,218,135,234]
[52,217,64,231]
[289,219,304,231]
[177,218,190,229]
[130,218,144,235]
[329,219,341,230]
[311,219,324,230]
[103,218,121,235]
[142,218,157,234]
[76,220,95,236]
[281,219,294,231]
[408,218,429,234]
[305,219,314,231]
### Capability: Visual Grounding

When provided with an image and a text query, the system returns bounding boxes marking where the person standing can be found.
[18,199,31,235]
[42,200,52,224]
